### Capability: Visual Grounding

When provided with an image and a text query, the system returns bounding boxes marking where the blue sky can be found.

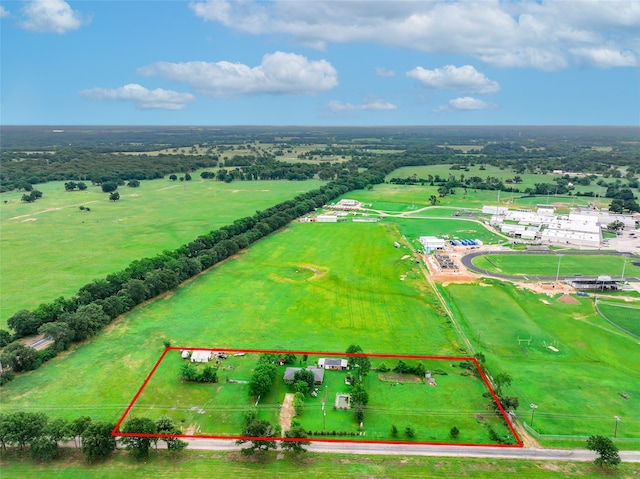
[1,0,639,125]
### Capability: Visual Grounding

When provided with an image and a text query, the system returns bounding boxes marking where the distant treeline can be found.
[0,168,386,384]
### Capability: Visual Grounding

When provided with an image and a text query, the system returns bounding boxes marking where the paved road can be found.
[182,438,640,462]
[461,250,640,282]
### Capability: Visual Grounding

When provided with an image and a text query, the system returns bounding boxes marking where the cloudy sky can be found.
[1,0,639,125]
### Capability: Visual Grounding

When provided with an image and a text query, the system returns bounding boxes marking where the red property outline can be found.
[113,347,522,448]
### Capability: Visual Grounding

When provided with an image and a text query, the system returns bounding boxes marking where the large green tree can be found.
[236,419,278,456]
[587,435,621,467]
[120,417,158,459]
[81,422,117,463]
[0,342,40,372]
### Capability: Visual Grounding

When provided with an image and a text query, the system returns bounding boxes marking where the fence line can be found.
[594,300,640,340]
[522,421,639,443]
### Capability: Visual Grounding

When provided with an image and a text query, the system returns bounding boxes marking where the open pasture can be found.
[0,177,324,324]
[124,349,514,445]
[0,221,458,423]
[440,280,640,440]
[386,164,630,202]
[470,253,640,277]
[344,183,518,211]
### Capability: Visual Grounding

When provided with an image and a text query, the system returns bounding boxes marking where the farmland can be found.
[0,177,325,323]
[0,221,459,422]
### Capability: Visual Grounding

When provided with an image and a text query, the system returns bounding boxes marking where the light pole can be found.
[621,257,628,282]
[555,254,564,282]
[614,416,620,439]
[530,403,538,427]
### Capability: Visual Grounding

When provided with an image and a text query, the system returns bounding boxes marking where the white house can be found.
[318,358,348,370]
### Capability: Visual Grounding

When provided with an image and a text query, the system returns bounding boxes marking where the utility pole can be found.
[530,403,538,428]
[614,416,620,439]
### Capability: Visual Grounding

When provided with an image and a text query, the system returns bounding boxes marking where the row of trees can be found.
[1,168,387,385]
[0,411,187,463]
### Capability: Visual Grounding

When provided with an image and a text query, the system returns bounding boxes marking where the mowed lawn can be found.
[471,253,640,277]
[597,300,640,337]
[0,222,459,424]
[5,450,639,479]
[440,280,640,440]
[0,178,325,324]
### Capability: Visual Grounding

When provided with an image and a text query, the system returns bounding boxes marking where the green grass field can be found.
[439,280,640,440]
[597,300,640,337]
[0,177,325,324]
[4,449,639,479]
[0,222,459,425]
[129,351,512,445]
[386,217,506,246]
[470,254,640,277]
[386,164,636,206]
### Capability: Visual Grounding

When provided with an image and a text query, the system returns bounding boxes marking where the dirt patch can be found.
[279,393,295,435]
[401,254,410,260]
[539,299,550,305]
[22,218,37,222]
[558,293,580,304]
[378,373,422,383]
[515,281,574,295]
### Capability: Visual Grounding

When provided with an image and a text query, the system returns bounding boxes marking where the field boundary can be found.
[595,300,640,340]
[113,347,523,448]
[523,422,640,444]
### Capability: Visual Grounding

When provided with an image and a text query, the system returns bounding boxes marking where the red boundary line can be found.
[113,347,522,448]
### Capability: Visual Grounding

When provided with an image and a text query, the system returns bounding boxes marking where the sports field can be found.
[439,280,639,440]
[0,222,459,424]
[597,300,640,337]
[0,177,325,324]
[470,253,640,277]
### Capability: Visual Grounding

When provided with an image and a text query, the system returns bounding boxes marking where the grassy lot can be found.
[0,222,459,424]
[439,280,640,440]
[0,177,325,324]
[128,351,513,445]
[4,450,639,479]
[386,217,507,246]
[597,300,640,337]
[470,254,640,277]
[386,164,636,204]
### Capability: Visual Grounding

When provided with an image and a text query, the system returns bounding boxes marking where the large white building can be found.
[419,236,446,250]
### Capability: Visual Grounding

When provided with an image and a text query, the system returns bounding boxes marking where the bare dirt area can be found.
[279,393,295,435]
[558,293,581,305]
[514,281,574,295]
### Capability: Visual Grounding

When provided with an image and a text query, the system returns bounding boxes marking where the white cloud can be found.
[0,6,10,18]
[79,84,195,110]
[407,65,500,94]
[434,96,497,112]
[188,0,640,70]
[570,47,638,68]
[375,67,396,78]
[19,0,89,34]
[327,97,397,112]
[137,52,338,97]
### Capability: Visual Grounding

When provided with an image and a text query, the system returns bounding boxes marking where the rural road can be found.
[461,250,640,282]
[183,438,640,462]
